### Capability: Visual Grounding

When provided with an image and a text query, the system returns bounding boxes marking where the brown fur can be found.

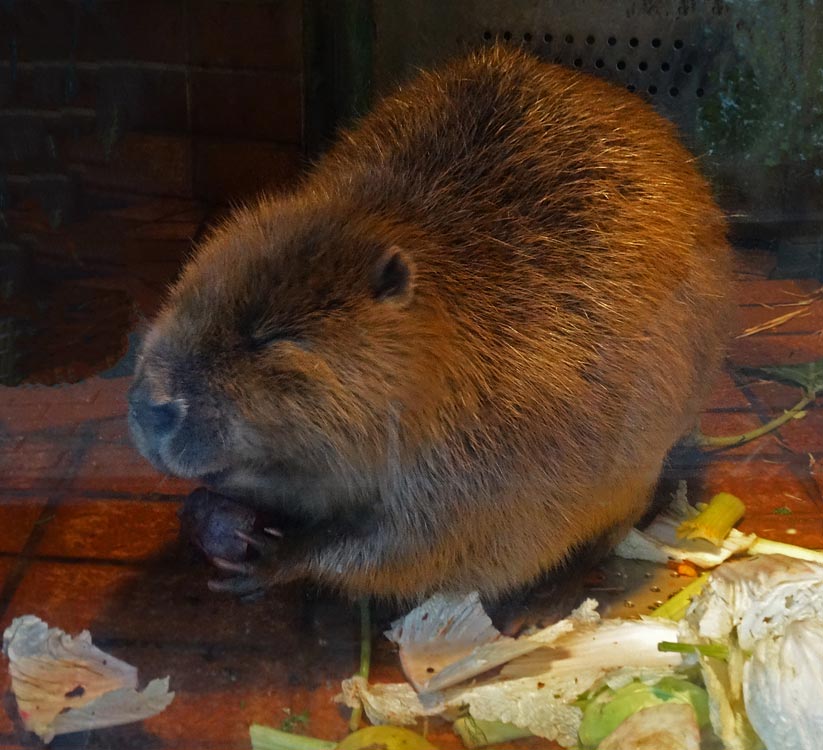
[130,45,733,601]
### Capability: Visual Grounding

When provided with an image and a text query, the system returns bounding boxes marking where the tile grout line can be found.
[0,552,176,567]
[0,487,189,502]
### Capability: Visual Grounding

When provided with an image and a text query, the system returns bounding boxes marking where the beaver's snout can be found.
[128,371,227,480]
[128,383,183,443]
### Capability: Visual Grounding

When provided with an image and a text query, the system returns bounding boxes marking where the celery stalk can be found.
[348,597,372,731]
[453,716,532,748]
[250,724,337,750]
[695,392,814,450]
[677,492,745,545]
[657,641,729,660]
[649,573,710,621]
[748,536,823,564]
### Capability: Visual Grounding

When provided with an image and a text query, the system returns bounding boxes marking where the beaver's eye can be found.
[247,328,297,352]
[248,331,279,351]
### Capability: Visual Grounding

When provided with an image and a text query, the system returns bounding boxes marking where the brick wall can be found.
[0,0,306,217]
[0,0,310,386]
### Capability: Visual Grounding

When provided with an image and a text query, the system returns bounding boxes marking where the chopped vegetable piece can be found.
[280,710,311,732]
[677,493,745,546]
[747,536,823,564]
[386,591,510,691]
[339,675,438,727]
[336,726,437,750]
[250,724,336,750]
[744,619,823,750]
[657,641,730,660]
[385,591,574,694]
[675,562,699,577]
[681,554,823,750]
[649,574,710,621]
[598,702,701,750]
[453,716,532,748]
[2,615,174,743]
[614,483,755,568]
[577,676,709,748]
[684,554,823,648]
[349,598,372,731]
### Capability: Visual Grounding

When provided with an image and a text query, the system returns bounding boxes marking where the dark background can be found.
[1,0,821,388]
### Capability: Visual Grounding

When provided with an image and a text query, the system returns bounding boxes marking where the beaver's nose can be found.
[128,386,183,443]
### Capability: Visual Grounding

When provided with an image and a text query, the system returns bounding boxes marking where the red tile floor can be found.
[1,200,822,749]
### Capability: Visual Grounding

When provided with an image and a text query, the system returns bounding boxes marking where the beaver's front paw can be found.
[180,487,258,562]
[207,527,299,601]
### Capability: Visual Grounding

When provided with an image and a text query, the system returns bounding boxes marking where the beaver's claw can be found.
[207,529,282,601]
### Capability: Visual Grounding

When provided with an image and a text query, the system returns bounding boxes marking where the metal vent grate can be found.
[310,1,823,230]
[368,4,729,150]
[480,31,706,104]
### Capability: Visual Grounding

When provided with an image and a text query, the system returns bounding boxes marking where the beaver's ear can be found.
[372,246,415,305]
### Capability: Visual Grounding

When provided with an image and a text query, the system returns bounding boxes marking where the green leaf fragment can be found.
[657,641,730,660]
[280,710,311,733]
[741,358,823,397]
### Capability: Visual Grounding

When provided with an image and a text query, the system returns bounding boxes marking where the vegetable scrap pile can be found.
[255,488,823,750]
[3,487,822,750]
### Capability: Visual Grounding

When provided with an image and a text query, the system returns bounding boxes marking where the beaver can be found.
[128,44,733,603]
